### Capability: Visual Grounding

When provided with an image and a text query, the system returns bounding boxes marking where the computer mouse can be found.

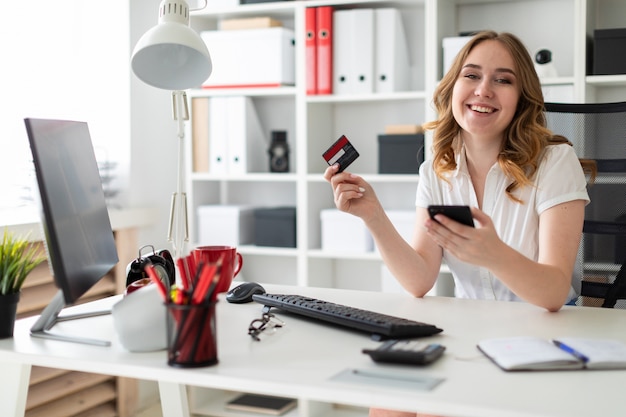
[226,282,266,304]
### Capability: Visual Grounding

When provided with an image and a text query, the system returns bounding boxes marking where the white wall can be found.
[129,0,181,252]
[129,0,181,409]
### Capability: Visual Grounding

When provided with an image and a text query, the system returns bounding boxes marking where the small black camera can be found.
[268,131,289,173]
[535,49,552,65]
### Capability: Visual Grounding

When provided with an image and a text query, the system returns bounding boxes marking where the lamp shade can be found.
[131,0,212,90]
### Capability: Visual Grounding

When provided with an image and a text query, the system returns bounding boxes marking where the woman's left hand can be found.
[424,207,505,267]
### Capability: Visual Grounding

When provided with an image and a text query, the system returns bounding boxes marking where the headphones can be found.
[125,245,175,289]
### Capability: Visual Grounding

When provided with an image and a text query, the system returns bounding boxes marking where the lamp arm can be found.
[168,91,190,260]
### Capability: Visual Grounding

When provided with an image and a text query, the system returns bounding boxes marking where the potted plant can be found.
[0,228,46,338]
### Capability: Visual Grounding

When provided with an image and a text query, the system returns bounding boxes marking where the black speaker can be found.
[268,131,290,173]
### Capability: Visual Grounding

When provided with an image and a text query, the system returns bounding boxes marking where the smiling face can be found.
[452,40,521,145]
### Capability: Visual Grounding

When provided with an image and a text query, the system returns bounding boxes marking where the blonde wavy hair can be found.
[423,31,595,202]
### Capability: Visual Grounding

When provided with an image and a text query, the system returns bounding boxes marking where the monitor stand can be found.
[30,291,112,346]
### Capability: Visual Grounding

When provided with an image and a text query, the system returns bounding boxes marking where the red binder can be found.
[316,6,333,95]
[305,7,317,95]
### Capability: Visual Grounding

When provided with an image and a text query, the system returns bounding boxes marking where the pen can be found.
[204,256,224,302]
[553,340,589,363]
[176,257,191,292]
[191,261,218,304]
[145,264,168,301]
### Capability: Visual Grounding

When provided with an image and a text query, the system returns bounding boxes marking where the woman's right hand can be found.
[323,164,382,223]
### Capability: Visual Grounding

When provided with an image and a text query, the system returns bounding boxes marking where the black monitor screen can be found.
[24,118,119,344]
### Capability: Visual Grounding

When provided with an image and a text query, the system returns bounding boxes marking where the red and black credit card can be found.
[322,135,359,173]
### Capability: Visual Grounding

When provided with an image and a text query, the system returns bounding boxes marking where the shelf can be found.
[307,173,419,184]
[586,74,626,87]
[190,172,298,182]
[182,0,626,414]
[307,90,427,104]
[237,245,299,257]
[190,86,297,98]
[584,262,623,274]
[190,389,367,417]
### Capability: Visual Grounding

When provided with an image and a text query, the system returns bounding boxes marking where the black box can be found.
[378,134,425,174]
[254,207,296,248]
[593,28,626,75]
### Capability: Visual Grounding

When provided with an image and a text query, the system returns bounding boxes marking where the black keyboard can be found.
[251,293,443,340]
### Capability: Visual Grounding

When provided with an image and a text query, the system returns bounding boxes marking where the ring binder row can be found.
[334,8,411,95]
[306,6,333,95]
[306,7,412,96]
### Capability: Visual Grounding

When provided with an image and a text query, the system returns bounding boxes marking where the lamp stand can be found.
[168,90,190,261]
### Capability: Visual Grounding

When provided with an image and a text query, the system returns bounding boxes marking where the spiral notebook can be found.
[478,336,626,371]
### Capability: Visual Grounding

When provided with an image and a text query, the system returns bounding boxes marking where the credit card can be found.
[322,135,360,173]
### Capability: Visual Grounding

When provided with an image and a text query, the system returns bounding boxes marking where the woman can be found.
[324,31,594,417]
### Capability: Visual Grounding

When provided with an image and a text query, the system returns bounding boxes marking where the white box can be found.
[374,209,415,253]
[197,205,255,246]
[442,36,472,75]
[321,209,373,253]
[201,27,295,88]
[205,0,239,10]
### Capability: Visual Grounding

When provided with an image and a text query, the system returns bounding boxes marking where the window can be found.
[0,0,129,210]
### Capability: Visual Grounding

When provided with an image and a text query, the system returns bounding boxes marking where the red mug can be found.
[192,246,243,297]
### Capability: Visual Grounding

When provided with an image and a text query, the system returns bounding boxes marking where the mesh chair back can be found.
[544,102,626,308]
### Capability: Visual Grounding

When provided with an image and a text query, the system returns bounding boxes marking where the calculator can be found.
[363,340,446,365]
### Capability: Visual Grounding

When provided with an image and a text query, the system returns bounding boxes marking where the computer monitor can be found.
[24,118,119,346]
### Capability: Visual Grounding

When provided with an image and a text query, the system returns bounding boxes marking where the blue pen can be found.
[553,340,589,363]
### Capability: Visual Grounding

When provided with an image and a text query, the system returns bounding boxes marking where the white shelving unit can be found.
[185,0,626,290]
[183,0,626,416]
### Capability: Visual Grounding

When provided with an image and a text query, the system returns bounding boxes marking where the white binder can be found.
[332,10,354,95]
[208,97,229,175]
[226,96,266,175]
[375,8,411,93]
[351,9,375,94]
[333,9,374,95]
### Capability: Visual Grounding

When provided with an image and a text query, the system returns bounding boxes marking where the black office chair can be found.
[544,101,626,308]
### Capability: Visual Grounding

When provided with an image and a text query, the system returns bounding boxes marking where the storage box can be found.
[201,27,295,88]
[254,207,296,248]
[593,28,626,75]
[321,209,373,253]
[197,205,255,246]
[374,210,415,253]
[442,36,472,75]
[378,134,424,174]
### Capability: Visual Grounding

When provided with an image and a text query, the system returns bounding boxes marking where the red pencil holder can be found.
[166,301,218,368]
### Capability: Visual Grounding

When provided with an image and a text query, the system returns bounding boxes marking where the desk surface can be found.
[1,284,625,417]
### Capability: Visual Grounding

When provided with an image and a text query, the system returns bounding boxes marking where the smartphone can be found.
[428,205,474,227]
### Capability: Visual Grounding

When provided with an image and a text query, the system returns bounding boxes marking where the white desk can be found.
[1,284,625,417]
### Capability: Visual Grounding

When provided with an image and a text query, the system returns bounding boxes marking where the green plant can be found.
[0,229,46,295]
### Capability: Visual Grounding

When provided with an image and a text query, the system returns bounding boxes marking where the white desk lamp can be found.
[131,0,211,260]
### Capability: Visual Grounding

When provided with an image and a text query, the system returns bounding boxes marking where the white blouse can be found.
[415,143,590,301]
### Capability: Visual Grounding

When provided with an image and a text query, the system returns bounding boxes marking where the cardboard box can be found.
[201,27,295,88]
[321,209,373,253]
[593,28,626,75]
[254,207,296,248]
[197,205,255,246]
[378,134,424,174]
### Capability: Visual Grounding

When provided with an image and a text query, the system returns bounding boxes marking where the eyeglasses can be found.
[248,312,285,341]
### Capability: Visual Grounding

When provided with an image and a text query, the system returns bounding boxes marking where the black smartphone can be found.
[428,205,474,227]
